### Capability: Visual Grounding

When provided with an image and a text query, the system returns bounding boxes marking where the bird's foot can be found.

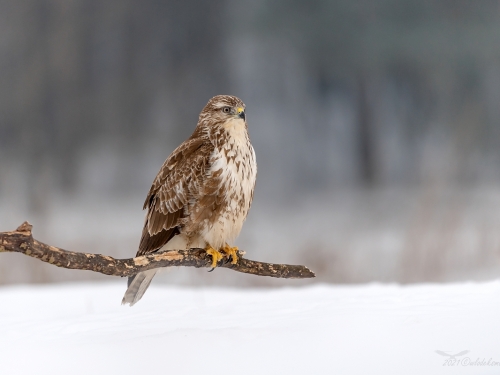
[205,246,224,271]
[222,244,239,265]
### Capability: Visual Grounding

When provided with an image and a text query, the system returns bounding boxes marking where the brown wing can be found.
[137,136,214,256]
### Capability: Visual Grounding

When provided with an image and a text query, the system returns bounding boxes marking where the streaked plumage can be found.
[122,95,257,305]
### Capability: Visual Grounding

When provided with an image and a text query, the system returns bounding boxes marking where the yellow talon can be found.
[222,244,239,265]
[206,246,224,269]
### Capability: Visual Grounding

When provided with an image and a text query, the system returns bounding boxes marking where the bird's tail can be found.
[121,269,157,306]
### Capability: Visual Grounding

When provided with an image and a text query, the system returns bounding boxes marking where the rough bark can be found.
[0,222,315,279]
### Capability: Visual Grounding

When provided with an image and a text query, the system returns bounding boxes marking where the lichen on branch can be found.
[0,222,315,279]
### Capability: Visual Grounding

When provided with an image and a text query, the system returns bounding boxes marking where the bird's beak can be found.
[237,107,245,120]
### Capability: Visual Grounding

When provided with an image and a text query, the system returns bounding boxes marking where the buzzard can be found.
[122,95,257,305]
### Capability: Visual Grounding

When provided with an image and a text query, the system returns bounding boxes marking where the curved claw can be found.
[205,246,224,270]
[222,244,239,265]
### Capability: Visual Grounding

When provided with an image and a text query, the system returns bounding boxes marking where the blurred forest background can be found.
[2,0,500,287]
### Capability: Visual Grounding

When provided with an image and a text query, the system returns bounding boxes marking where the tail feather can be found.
[122,269,157,306]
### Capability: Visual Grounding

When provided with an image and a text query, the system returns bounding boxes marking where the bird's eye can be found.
[222,107,231,113]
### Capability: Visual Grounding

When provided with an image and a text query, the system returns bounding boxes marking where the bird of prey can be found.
[122,95,257,306]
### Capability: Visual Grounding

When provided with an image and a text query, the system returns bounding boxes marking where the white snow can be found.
[0,282,499,375]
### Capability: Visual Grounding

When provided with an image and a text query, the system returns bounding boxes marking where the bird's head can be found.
[199,95,246,125]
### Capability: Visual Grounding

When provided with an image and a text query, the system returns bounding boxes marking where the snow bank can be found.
[0,282,499,375]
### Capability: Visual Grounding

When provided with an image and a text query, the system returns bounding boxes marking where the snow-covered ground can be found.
[1,282,499,375]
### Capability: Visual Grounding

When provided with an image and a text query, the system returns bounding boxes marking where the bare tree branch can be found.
[0,222,315,279]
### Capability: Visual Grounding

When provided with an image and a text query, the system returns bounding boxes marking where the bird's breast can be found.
[202,126,257,247]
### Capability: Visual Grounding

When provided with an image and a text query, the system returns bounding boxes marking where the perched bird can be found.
[122,95,257,306]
